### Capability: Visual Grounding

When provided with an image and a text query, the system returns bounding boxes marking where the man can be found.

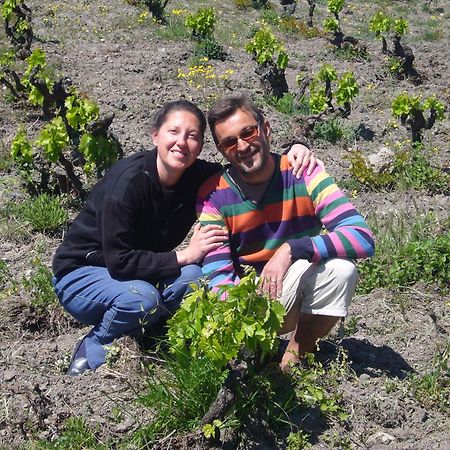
[196,95,375,371]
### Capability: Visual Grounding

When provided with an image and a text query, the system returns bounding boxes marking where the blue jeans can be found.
[53,265,203,370]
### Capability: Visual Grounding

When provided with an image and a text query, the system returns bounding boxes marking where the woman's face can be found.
[152,109,204,181]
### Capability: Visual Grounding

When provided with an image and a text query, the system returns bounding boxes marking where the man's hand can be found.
[286,144,324,179]
[176,223,227,265]
[260,243,293,299]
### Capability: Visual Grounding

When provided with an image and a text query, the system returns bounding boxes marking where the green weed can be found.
[385,55,403,77]
[409,344,450,413]
[22,257,58,312]
[421,28,443,41]
[323,431,352,449]
[234,366,298,429]
[0,259,10,291]
[18,194,68,234]
[0,139,15,171]
[261,8,279,25]
[279,16,302,34]
[290,352,349,422]
[357,212,450,294]
[233,0,252,9]
[313,118,354,143]
[193,36,226,61]
[31,416,104,449]
[334,43,370,61]
[267,92,304,115]
[287,430,312,449]
[152,14,190,40]
[342,316,359,336]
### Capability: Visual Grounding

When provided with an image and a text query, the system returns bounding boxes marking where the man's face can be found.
[214,108,272,182]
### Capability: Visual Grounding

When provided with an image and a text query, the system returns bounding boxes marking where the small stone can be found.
[367,146,395,174]
[366,431,396,446]
[359,373,371,382]
[3,371,16,382]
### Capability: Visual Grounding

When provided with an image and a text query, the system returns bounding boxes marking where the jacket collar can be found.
[144,147,158,177]
[144,147,199,193]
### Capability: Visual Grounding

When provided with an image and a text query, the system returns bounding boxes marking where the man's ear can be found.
[263,121,272,141]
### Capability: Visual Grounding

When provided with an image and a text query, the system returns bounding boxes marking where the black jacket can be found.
[52,149,222,282]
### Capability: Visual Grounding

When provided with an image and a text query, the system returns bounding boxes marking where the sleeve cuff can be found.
[281,139,311,154]
[287,237,315,262]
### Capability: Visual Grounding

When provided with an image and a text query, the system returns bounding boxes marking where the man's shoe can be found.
[67,356,91,376]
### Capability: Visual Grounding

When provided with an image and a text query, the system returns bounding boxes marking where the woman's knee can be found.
[122,280,161,313]
[180,264,203,282]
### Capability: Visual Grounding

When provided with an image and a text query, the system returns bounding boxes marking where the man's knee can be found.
[298,259,358,317]
[325,258,358,288]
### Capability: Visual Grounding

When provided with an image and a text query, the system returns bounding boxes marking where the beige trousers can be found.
[278,258,358,333]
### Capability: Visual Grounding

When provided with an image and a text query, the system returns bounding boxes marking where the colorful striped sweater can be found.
[196,154,375,291]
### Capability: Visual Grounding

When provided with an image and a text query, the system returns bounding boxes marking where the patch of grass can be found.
[334,44,370,62]
[152,14,190,40]
[234,366,298,430]
[421,28,443,41]
[394,148,450,193]
[357,212,450,294]
[261,8,279,25]
[22,257,58,312]
[6,194,68,234]
[131,353,227,446]
[266,92,304,115]
[0,259,10,292]
[409,344,450,414]
[296,21,323,39]
[385,55,403,78]
[31,416,105,449]
[0,139,15,171]
[313,118,354,143]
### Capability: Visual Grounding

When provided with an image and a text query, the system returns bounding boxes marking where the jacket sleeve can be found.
[100,187,180,282]
[287,166,375,262]
[196,181,240,292]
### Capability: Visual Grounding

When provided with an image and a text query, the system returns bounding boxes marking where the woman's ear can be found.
[151,129,158,146]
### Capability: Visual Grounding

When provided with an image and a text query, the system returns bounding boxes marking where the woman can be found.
[52,99,317,376]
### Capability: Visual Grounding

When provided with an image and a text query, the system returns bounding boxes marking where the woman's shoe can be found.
[66,338,91,376]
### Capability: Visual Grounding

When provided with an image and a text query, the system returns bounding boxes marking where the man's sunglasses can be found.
[218,124,260,153]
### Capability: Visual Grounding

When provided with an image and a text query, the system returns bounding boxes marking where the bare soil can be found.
[0,0,449,448]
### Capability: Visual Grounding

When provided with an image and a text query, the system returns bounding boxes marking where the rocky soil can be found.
[0,0,449,448]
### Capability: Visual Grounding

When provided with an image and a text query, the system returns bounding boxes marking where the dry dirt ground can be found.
[0,0,449,448]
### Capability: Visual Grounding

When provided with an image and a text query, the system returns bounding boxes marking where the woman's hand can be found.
[286,144,324,179]
[176,223,227,266]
